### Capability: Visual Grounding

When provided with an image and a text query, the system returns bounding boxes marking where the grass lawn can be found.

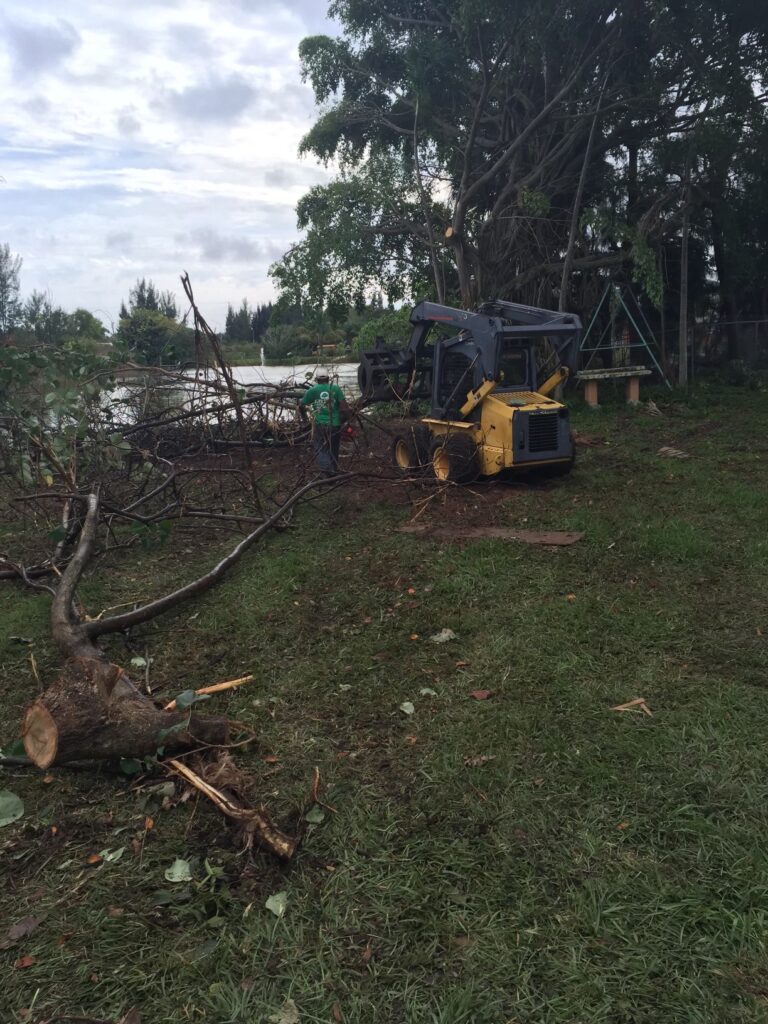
[2,381,768,1024]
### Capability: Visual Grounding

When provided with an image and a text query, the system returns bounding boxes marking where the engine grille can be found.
[528,412,559,452]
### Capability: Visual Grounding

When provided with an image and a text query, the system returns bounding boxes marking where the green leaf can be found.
[165,858,193,883]
[304,804,325,824]
[98,846,125,863]
[141,781,176,799]
[119,758,142,776]
[399,701,415,716]
[268,998,300,1024]
[188,937,219,961]
[265,890,288,918]
[173,689,211,712]
[0,790,24,828]
[151,889,178,906]
[156,719,191,744]
[130,656,147,669]
[419,687,437,697]
[1,738,26,758]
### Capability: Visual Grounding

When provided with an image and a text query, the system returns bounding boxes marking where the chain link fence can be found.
[694,320,768,370]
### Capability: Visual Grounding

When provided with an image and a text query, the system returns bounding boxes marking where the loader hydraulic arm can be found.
[538,365,571,397]
[458,378,497,417]
[407,301,499,380]
[358,298,582,407]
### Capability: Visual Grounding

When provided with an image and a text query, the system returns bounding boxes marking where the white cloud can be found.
[4,15,81,78]
[162,73,257,123]
[0,0,337,328]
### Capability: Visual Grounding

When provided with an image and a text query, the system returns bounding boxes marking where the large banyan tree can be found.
[272,0,768,321]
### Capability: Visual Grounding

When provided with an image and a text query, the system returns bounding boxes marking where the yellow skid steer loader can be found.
[358,299,582,483]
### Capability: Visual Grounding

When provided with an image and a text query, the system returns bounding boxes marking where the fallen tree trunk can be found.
[23,657,229,768]
[20,488,311,769]
[13,474,348,858]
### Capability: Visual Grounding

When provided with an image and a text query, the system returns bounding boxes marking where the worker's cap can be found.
[315,371,330,381]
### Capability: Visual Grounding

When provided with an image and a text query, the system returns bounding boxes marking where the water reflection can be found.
[187,363,360,397]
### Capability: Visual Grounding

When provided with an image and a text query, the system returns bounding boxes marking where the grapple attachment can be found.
[357,346,432,403]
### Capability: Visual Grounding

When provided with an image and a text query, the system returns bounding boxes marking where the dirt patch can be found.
[397,525,584,546]
[114,415,565,541]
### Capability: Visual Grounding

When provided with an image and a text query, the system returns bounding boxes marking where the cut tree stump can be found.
[22,657,230,768]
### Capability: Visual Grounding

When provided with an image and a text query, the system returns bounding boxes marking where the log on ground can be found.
[22,656,230,768]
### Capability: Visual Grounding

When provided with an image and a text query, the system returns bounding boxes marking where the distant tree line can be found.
[0,243,106,349]
[223,300,273,344]
[0,247,392,368]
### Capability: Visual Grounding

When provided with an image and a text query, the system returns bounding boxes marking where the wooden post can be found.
[584,380,599,408]
[626,376,640,405]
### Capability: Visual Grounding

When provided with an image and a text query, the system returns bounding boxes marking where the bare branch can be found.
[50,492,102,659]
[85,475,351,639]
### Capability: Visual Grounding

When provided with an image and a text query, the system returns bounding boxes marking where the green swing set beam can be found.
[580,283,671,388]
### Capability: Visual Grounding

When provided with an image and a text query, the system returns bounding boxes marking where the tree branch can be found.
[50,492,102,659]
[85,475,350,639]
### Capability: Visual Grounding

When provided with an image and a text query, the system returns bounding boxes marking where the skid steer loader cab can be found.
[359,299,582,484]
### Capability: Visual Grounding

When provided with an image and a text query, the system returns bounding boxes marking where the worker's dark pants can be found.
[312,424,342,474]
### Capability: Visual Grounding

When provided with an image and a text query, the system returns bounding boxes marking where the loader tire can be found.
[392,424,431,473]
[429,434,480,484]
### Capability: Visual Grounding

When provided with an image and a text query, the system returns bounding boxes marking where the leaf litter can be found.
[611,697,653,716]
[0,790,24,827]
[0,915,45,951]
[430,628,457,643]
[463,755,497,767]
[266,890,288,918]
[269,998,300,1024]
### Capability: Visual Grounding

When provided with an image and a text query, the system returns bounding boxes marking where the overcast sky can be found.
[0,0,336,329]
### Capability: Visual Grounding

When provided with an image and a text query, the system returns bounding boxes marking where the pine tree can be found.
[224,304,236,340]
[0,242,22,334]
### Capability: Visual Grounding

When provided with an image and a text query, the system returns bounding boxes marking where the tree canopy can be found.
[272,0,768,325]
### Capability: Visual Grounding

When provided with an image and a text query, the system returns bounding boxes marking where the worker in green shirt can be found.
[300,371,351,474]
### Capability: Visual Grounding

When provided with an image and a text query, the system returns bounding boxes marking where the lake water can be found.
[114,362,362,426]
[228,362,360,395]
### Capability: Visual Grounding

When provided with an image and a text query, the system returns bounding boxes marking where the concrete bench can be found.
[576,365,653,408]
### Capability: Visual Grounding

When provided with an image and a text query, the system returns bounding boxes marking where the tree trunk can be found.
[560,73,609,311]
[710,207,740,361]
[678,164,691,387]
[23,656,230,768]
[446,229,474,307]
